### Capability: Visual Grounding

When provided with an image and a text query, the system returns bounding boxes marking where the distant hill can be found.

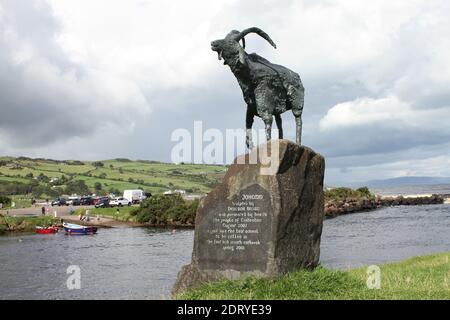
[0,156,226,196]
[363,176,450,188]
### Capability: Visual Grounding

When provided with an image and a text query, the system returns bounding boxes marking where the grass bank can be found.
[0,215,57,234]
[176,252,450,300]
[74,206,137,222]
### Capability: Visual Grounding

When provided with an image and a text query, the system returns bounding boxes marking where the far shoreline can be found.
[1,192,446,235]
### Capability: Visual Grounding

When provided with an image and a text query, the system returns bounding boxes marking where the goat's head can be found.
[211,27,276,68]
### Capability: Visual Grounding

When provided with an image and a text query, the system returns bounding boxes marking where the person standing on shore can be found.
[85,209,90,222]
[41,206,45,216]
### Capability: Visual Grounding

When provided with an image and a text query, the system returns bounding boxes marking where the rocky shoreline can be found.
[325,194,445,218]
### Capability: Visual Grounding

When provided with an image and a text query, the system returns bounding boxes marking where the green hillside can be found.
[0,157,226,199]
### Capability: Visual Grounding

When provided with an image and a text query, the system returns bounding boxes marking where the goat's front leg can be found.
[275,114,283,139]
[263,116,273,141]
[295,116,302,145]
[246,107,255,150]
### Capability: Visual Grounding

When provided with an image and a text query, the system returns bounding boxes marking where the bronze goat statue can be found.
[211,27,304,149]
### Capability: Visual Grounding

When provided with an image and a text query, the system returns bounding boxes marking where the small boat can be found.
[63,222,97,235]
[35,226,58,234]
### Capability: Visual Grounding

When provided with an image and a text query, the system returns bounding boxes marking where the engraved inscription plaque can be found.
[197,184,272,272]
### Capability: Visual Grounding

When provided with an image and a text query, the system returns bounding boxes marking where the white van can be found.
[123,190,146,204]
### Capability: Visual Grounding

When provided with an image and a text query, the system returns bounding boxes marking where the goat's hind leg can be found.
[246,108,255,150]
[263,116,273,142]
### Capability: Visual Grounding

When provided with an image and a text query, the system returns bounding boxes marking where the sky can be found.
[0,0,450,185]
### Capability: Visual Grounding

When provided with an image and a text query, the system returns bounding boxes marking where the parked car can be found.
[80,196,93,205]
[109,197,131,207]
[51,198,67,206]
[67,196,81,206]
[94,197,110,208]
[70,198,81,206]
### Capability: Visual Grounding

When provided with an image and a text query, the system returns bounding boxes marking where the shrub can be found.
[131,194,198,225]
[92,161,104,168]
[0,181,37,196]
[36,173,49,183]
[108,187,121,195]
[324,187,374,201]
[66,160,85,165]
[0,195,11,206]
[356,186,372,197]
[94,182,102,191]
[165,199,199,225]
[65,180,90,195]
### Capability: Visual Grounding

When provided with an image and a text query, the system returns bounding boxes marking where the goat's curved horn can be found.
[236,27,276,49]
[241,37,246,49]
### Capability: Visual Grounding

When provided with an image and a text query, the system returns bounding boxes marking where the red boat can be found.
[35,226,58,234]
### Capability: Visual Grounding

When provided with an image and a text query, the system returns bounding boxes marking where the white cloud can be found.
[319,95,450,131]
[1,0,450,183]
[47,0,228,89]
[319,96,406,130]
[327,154,450,184]
[0,0,150,148]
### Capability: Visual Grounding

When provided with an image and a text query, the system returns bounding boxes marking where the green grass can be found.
[75,206,137,222]
[9,196,34,209]
[0,176,31,184]
[0,195,34,209]
[176,252,450,300]
[0,215,57,234]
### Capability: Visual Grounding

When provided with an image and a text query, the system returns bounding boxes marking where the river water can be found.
[1,204,449,300]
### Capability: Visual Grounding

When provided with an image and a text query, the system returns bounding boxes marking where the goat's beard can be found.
[217,51,228,65]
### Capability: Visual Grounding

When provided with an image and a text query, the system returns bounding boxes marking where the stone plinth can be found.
[172,140,325,295]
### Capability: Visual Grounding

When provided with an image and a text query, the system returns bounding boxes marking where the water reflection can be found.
[1,204,449,299]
